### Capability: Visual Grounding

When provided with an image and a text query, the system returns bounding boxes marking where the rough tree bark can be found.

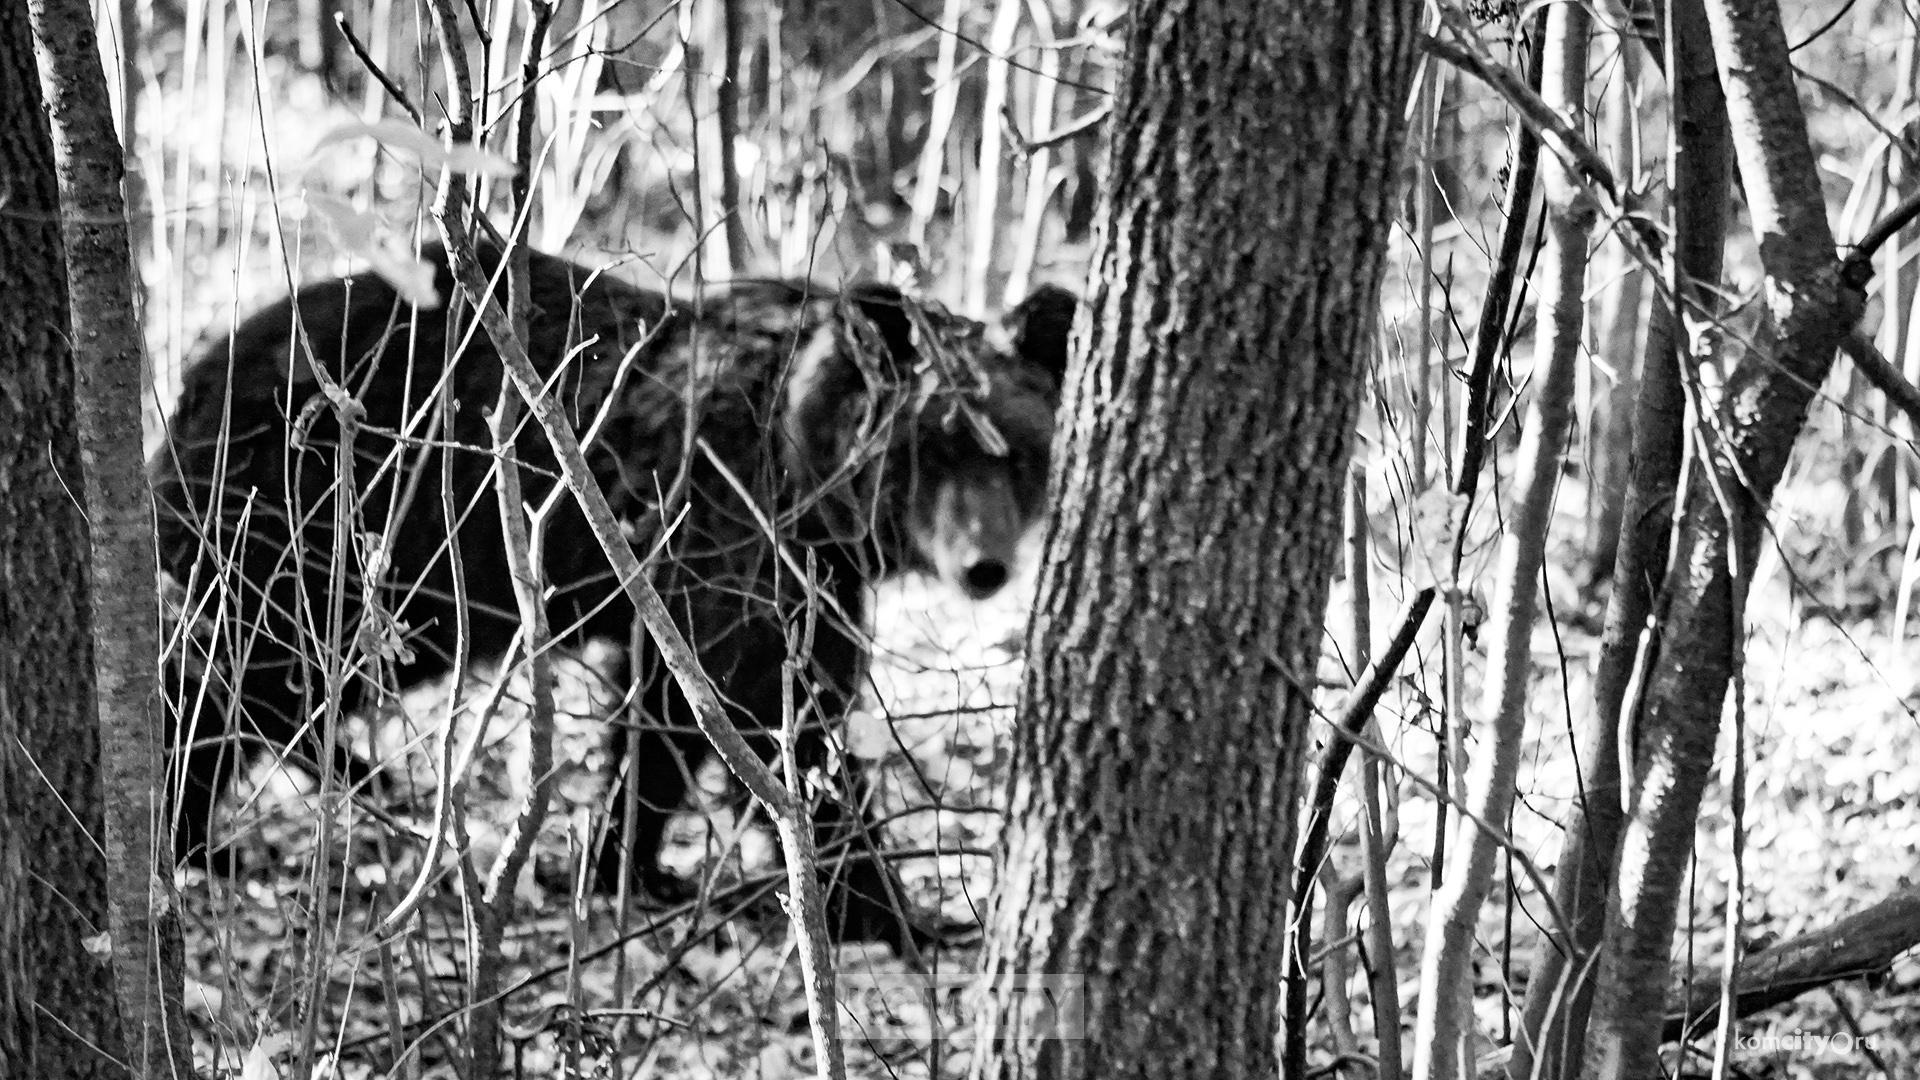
[969,3,1421,1078]
[0,2,127,1075]
[1580,1,1865,1076]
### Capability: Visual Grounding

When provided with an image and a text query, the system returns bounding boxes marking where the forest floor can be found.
[175,514,1920,1079]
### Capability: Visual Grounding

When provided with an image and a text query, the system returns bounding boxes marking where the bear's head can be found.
[782,283,1076,599]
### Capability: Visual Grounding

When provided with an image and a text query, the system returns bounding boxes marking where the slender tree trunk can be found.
[28,0,187,1071]
[970,3,1420,1078]
[1414,7,1596,1076]
[1506,2,1732,1075]
[1586,14,1647,575]
[1580,1,1864,1075]
[0,3,127,1075]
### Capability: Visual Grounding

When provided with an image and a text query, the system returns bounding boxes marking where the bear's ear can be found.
[1005,284,1077,386]
[839,283,918,373]
[781,283,920,503]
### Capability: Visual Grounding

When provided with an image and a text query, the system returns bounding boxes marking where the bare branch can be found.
[1839,330,1920,434]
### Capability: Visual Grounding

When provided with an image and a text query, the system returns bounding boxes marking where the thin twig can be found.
[883,0,1106,93]
[1422,31,1619,201]
[1840,329,1920,433]
[1007,102,1110,154]
[1793,63,1919,173]
[715,0,749,271]
[335,13,421,124]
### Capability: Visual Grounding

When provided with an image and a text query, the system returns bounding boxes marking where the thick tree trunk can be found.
[970,3,1420,1078]
[0,3,126,1075]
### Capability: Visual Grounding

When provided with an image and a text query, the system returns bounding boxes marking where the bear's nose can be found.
[962,560,1010,598]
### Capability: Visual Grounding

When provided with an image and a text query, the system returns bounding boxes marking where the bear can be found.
[149,242,1074,950]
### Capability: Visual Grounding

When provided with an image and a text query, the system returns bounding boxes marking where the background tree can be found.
[1505,2,1731,1075]
[28,0,190,1065]
[1414,7,1597,1075]
[1578,1,1869,1074]
[971,2,1421,1077]
[26,0,188,1067]
[0,2,125,1075]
